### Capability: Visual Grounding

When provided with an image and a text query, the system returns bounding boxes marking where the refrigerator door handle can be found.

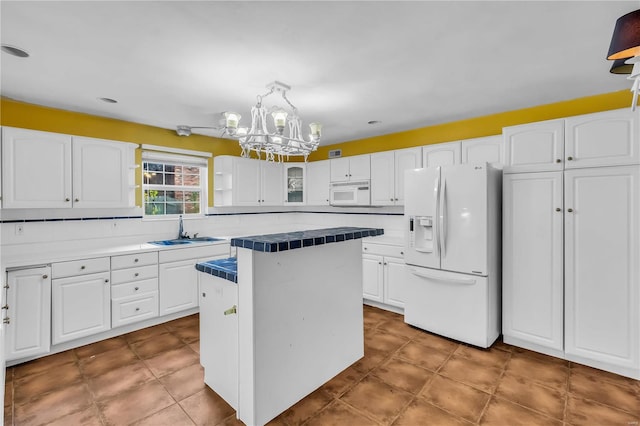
[439,177,447,257]
[434,170,441,257]
[408,268,476,285]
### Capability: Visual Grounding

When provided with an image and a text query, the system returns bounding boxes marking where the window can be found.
[142,151,207,216]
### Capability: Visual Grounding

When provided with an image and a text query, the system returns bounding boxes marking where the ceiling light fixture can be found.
[1,44,29,58]
[177,81,321,162]
[607,9,640,110]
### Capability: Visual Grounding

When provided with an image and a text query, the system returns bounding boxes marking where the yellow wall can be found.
[1,90,634,206]
[307,90,634,161]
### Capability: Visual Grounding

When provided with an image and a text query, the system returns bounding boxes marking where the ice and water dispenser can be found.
[408,216,434,253]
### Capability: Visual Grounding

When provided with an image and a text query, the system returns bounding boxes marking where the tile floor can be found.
[4,306,640,425]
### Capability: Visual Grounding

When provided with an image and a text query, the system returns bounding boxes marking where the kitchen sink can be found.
[148,236,225,246]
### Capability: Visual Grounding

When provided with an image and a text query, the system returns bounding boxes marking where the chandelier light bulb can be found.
[309,122,322,140]
[224,111,241,134]
[272,110,288,135]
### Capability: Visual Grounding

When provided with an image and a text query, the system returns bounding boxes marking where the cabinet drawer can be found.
[52,257,110,279]
[111,251,158,270]
[159,243,230,263]
[111,265,158,285]
[362,243,404,258]
[112,292,159,328]
[111,278,158,299]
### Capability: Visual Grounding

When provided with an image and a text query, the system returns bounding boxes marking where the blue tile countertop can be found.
[230,227,384,253]
[195,257,238,283]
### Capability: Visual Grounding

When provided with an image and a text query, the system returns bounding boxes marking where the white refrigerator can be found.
[403,163,501,348]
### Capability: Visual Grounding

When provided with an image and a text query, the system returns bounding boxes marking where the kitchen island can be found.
[196,227,383,426]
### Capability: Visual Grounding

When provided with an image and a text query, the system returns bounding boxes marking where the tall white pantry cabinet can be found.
[502,108,640,379]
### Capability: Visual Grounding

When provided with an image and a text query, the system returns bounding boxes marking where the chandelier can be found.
[176,81,321,162]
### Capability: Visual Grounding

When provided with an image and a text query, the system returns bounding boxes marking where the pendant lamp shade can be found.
[607,9,640,60]
[610,57,633,74]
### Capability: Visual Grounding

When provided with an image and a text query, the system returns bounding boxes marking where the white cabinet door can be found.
[422,141,461,167]
[362,254,383,302]
[461,135,504,168]
[199,274,238,410]
[503,119,564,173]
[564,166,639,374]
[5,267,51,361]
[72,137,135,208]
[159,260,199,315]
[2,127,72,208]
[234,157,261,206]
[348,154,371,181]
[260,161,283,206]
[306,160,330,205]
[330,157,350,182]
[52,272,111,344]
[502,172,564,354]
[330,155,370,182]
[394,147,422,205]
[284,163,305,205]
[370,151,395,206]
[384,258,408,309]
[565,108,640,169]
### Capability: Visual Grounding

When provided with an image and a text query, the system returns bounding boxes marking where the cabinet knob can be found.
[3,317,10,324]
[556,159,561,163]
[400,251,404,255]
[363,247,368,250]
[395,198,398,201]
[390,198,394,201]
[555,208,561,212]
[134,258,139,263]
[134,273,139,277]
[135,307,140,312]
[384,262,388,265]
[75,198,79,202]
[134,286,139,291]
[105,279,109,283]
[2,305,8,310]
[378,261,382,265]
[567,208,574,213]
[42,274,48,279]
[202,292,206,298]
[65,198,70,202]
[80,265,86,270]
[567,156,573,161]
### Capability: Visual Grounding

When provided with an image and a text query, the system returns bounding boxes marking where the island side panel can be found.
[237,239,364,426]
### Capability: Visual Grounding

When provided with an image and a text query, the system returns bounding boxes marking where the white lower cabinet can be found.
[52,270,111,345]
[199,273,238,410]
[159,244,231,316]
[110,252,159,328]
[503,165,640,379]
[362,242,407,310]
[5,266,51,361]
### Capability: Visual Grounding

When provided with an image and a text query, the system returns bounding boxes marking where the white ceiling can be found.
[1,1,639,146]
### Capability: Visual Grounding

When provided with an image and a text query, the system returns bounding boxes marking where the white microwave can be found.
[330,181,371,206]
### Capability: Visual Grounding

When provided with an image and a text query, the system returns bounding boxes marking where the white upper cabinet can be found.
[461,135,504,168]
[284,163,305,205]
[503,119,565,173]
[72,136,136,208]
[370,151,395,206]
[213,156,283,207]
[371,147,422,206]
[422,141,461,167]
[330,154,370,182]
[565,109,639,169]
[2,127,73,208]
[1,127,137,209]
[306,160,330,206]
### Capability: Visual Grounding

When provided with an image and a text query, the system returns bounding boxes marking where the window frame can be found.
[141,151,208,218]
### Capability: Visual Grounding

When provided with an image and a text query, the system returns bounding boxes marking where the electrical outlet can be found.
[15,224,24,236]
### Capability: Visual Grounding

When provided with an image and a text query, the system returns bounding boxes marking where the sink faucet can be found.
[178,215,184,239]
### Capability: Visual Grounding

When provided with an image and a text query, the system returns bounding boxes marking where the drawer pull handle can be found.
[3,317,10,324]
[1,305,8,310]
[134,287,139,291]
[224,305,237,315]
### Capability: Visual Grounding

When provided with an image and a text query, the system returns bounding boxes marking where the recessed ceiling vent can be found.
[328,149,342,158]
